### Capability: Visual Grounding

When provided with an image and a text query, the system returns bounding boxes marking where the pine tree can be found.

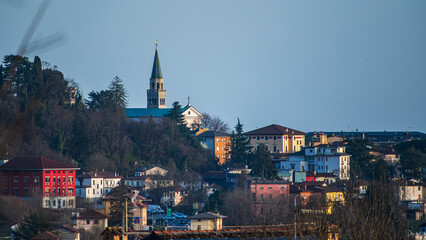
[108,76,127,110]
[251,143,277,180]
[13,212,52,239]
[109,184,133,228]
[230,118,251,167]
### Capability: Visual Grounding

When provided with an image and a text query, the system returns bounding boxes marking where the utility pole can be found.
[294,196,297,240]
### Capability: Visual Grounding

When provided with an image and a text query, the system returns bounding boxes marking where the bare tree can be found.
[201,113,230,133]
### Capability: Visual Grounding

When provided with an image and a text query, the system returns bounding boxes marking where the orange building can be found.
[196,131,231,165]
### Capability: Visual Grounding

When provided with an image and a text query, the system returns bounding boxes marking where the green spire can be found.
[151,49,163,79]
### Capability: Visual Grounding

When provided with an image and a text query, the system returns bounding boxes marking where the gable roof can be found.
[30,231,60,240]
[72,209,108,220]
[245,124,306,136]
[54,224,79,233]
[197,131,231,138]
[77,171,122,179]
[0,157,79,171]
[188,212,227,219]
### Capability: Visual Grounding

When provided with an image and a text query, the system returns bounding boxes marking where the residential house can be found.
[123,175,173,190]
[30,231,60,240]
[128,200,148,231]
[76,171,121,199]
[323,186,345,214]
[72,209,108,232]
[188,212,227,230]
[0,156,79,209]
[399,180,423,203]
[52,224,80,240]
[134,166,168,176]
[245,124,306,153]
[100,227,128,240]
[196,131,231,165]
[250,180,290,216]
[286,143,351,180]
[161,187,186,207]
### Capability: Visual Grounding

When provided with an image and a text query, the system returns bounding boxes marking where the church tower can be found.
[147,44,167,108]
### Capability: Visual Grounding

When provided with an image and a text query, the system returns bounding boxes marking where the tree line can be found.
[0,54,215,176]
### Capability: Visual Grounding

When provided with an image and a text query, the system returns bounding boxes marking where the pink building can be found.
[249,180,290,216]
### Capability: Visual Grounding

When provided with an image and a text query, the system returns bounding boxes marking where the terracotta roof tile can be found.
[0,157,79,170]
[245,124,306,136]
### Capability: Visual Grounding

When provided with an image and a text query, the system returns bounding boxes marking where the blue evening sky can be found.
[1,0,425,133]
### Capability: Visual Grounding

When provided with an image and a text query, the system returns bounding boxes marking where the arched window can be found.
[161,83,163,89]
[157,83,160,89]
[151,82,154,89]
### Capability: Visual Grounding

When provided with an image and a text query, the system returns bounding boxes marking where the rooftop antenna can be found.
[187,96,190,106]
[155,39,158,50]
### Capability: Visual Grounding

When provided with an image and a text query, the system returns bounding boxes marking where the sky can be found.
[1,0,425,133]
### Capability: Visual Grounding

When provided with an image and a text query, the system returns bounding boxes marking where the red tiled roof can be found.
[30,231,60,240]
[77,171,122,179]
[72,209,108,220]
[245,124,306,136]
[0,157,79,170]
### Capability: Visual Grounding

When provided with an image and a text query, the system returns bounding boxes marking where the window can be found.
[280,186,285,190]
[24,188,29,197]
[197,225,201,230]
[68,199,73,206]
[24,177,29,184]
[260,187,264,190]
[93,189,95,194]
[13,176,19,183]
[63,177,65,183]
[52,200,56,206]
[216,147,219,151]
[86,220,90,225]
[273,136,277,140]
[268,187,272,190]
[265,136,269,140]
[269,194,273,201]
[93,180,95,185]
[257,136,260,140]
[34,177,40,183]
[46,171,50,173]
[260,194,264,202]
[68,176,73,182]
[45,188,50,193]
[53,178,56,183]
[13,188,18,196]
[68,171,73,173]
[58,177,60,183]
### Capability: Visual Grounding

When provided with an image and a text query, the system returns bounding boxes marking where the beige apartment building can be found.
[245,124,306,153]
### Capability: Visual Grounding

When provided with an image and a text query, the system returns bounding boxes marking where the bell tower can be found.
[147,41,167,108]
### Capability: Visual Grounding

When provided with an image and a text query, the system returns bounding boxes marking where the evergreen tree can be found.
[13,212,52,240]
[229,118,251,167]
[251,143,277,180]
[0,64,4,89]
[109,184,133,228]
[165,101,186,126]
[346,138,374,179]
[108,76,127,110]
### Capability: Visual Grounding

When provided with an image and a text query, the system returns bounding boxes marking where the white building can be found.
[399,180,423,202]
[277,143,351,180]
[76,171,122,199]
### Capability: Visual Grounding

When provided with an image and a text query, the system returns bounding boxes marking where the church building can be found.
[125,45,203,130]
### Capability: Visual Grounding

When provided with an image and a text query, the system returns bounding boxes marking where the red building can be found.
[0,157,79,209]
[249,180,290,216]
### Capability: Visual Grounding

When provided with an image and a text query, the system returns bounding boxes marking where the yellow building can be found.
[323,186,344,214]
[188,212,227,230]
[245,124,306,153]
